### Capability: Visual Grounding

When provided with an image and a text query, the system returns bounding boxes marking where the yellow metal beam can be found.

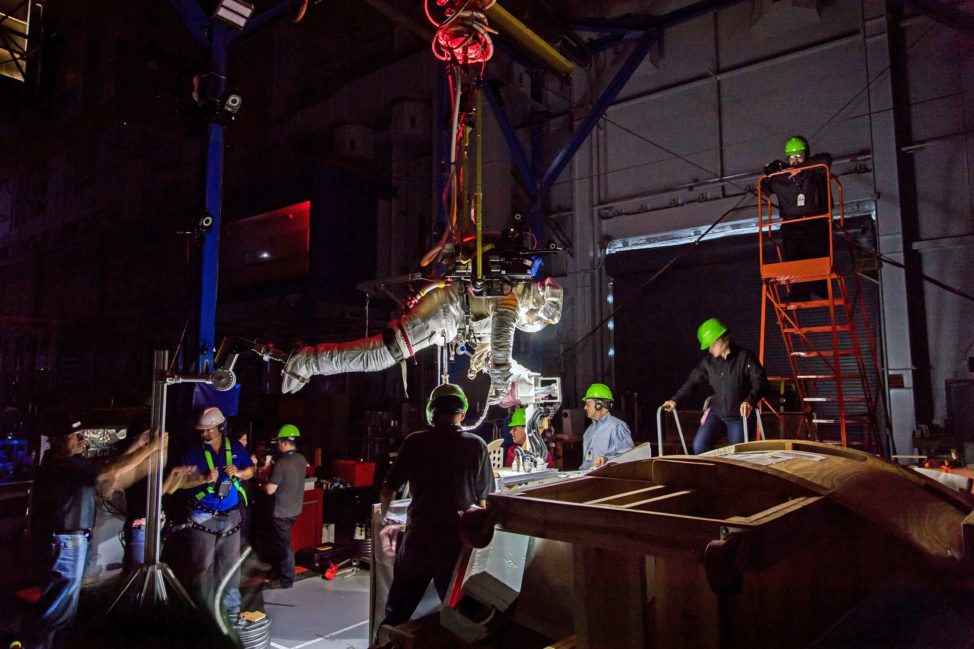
[486,3,574,77]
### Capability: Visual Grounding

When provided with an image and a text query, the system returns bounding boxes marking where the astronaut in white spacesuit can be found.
[281,278,563,404]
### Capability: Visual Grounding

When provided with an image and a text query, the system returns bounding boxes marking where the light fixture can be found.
[213,0,255,29]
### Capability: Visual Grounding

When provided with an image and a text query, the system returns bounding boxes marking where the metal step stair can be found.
[757,163,888,456]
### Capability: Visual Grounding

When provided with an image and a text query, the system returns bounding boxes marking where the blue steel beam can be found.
[234,0,291,41]
[528,69,545,238]
[540,1,748,191]
[643,0,746,30]
[566,0,746,34]
[540,29,657,191]
[562,16,647,33]
[893,0,974,34]
[482,80,539,197]
[169,0,209,47]
[198,22,229,372]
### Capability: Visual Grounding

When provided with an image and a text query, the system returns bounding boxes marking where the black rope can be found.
[558,193,750,362]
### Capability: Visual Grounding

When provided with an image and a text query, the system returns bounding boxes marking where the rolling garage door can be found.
[606,221,882,444]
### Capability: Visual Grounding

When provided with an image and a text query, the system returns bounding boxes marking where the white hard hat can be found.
[195,406,226,430]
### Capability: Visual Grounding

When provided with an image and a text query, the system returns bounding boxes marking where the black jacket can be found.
[761,153,833,220]
[671,345,769,419]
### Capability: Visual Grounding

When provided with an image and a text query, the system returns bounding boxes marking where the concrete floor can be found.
[0,535,374,648]
[260,570,371,649]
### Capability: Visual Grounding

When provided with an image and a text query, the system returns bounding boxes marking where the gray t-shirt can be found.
[384,424,493,536]
[268,451,308,518]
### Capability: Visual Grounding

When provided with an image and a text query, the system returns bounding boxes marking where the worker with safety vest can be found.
[579,383,634,470]
[174,406,255,624]
[664,318,769,454]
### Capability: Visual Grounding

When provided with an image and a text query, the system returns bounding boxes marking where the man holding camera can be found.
[23,413,164,649]
[174,407,254,622]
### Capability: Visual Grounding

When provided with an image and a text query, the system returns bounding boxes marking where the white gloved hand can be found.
[281,348,313,394]
[488,362,512,399]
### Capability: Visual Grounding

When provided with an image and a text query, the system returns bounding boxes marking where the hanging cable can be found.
[426,0,497,65]
[557,193,750,363]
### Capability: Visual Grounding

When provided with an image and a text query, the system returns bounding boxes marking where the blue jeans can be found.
[26,533,91,649]
[177,509,242,616]
[693,414,746,454]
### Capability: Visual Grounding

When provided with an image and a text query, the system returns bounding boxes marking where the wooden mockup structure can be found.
[483,441,974,649]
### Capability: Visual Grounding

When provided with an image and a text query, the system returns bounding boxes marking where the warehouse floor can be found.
[0,535,374,648]
[259,568,371,649]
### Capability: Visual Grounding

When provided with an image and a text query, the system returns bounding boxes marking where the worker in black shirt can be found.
[261,424,308,589]
[663,319,769,454]
[762,136,834,299]
[23,414,164,649]
[375,384,493,638]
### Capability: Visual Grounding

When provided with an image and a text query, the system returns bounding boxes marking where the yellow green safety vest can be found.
[195,437,249,507]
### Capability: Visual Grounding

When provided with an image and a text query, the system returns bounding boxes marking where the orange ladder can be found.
[757,164,885,455]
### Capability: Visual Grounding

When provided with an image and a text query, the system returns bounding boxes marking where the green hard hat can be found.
[509,407,527,427]
[276,423,300,439]
[426,383,469,424]
[697,318,729,350]
[582,383,614,402]
[784,136,808,156]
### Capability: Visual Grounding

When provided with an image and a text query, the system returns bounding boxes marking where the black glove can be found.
[763,159,785,175]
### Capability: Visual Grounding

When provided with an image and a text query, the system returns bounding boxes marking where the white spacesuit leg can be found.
[281,285,464,394]
[282,336,396,393]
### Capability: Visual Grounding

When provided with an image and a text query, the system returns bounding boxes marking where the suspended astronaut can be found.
[281,277,563,404]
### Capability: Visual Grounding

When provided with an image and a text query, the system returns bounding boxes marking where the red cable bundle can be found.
[426,0,497,65]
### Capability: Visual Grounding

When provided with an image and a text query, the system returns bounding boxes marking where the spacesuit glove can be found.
[281,347,314,394]
[487,364,512,404]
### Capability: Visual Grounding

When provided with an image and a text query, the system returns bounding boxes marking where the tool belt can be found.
[168,502,240,537]
[169,518,241,538]
[192,502,235,517]
[188,519,241,538]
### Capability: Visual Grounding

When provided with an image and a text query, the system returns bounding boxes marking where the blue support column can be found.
[540,30,657,192]
[169,0,209,47]
[482,80,538,198]
[528,69,545,241]
[435,65,452,233]
[198,22,228,372]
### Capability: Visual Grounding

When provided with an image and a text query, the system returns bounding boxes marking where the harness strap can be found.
[199,437,249,507]
[171,520,241,538]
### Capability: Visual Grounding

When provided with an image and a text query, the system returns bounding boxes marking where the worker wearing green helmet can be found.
[376,384,493,638]
[262,423,309,589]
[663,318,768,454]
[761,136,834,300]
[506,407,528,467]
[579,383,634,470]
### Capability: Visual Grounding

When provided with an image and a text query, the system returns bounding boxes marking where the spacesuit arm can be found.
[488,293,519,402]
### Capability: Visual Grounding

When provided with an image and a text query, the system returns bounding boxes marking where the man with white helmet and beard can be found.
[173,407,254,624]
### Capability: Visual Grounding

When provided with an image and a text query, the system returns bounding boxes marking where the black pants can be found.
[782,219,830,299]
[172,509,242,616]
[378,529,462,636]
[270,516,297,586]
